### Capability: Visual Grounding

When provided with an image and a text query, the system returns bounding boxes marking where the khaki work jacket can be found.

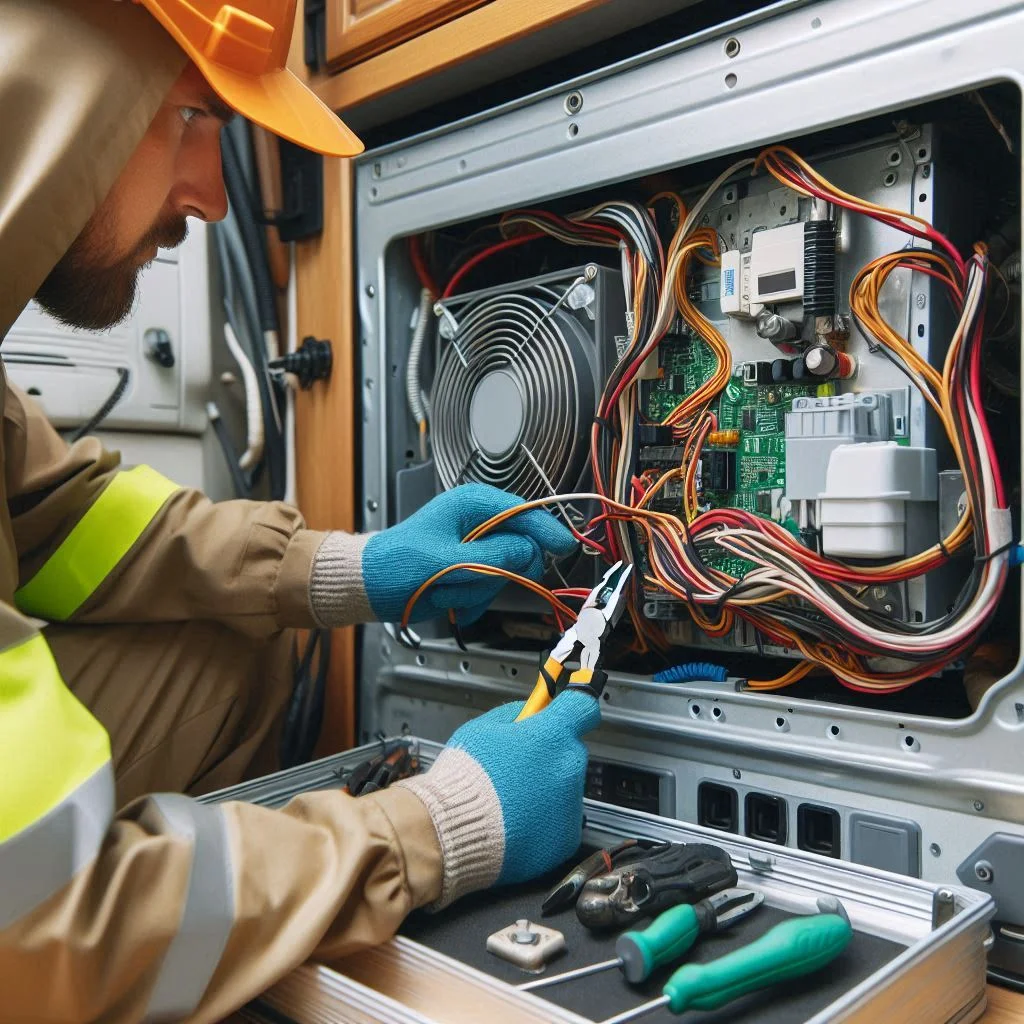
[0,2,443,1020]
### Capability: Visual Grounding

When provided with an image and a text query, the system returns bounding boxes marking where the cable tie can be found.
[976,540,1017,565]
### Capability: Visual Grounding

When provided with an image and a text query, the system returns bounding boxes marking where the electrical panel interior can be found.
[386,85,1020,717]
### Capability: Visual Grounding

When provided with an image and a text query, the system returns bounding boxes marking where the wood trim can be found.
[984,985,1024,1022]
[293,155,358,755]
[316,0,616,111]
[250,128,291,292]
[326,0,491,71]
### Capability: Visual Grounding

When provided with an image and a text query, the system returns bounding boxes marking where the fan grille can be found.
[432,289,596,501]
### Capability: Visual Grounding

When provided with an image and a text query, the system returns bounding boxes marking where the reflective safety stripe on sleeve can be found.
[15,464,180,621]
[143,796,235,1022]
[0,631,114,925]
[0,763,114,929]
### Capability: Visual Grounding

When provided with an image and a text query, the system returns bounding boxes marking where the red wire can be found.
[442,233,545,298]
[772,161,966,280]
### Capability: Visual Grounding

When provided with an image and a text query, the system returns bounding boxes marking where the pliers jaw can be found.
[517,560,633,720]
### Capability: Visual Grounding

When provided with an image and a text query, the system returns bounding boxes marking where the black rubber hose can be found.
[221,129,279,334]
[221,131,287,500]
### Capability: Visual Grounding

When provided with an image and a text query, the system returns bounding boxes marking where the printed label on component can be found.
[723,267,737,298]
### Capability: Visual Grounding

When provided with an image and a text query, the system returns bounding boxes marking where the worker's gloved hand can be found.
[361,483,577,624]
[397,690,600,908]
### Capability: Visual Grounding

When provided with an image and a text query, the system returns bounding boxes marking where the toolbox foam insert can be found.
[400,852,906,1023]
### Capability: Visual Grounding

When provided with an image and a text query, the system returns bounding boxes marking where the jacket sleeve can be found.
[0,598,443,1023]
[5,382,372,636]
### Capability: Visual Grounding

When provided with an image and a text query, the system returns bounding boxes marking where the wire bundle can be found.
[406,147,1010,694]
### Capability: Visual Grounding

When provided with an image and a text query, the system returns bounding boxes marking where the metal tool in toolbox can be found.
[342,739,420,796]
[516,560,633,721]
[543,839,672,915]
[575,841,738,929]
[599,900,854,1024]
[521,889,765,991]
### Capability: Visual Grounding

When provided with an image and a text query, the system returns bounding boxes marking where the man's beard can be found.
[35,213,189,331]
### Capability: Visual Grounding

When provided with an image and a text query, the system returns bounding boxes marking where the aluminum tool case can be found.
[346,0,1024,989]
[204,742,996,1023]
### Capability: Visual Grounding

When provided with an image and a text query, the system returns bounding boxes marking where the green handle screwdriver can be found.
[598,910,853,1024]
[519,889,764,992]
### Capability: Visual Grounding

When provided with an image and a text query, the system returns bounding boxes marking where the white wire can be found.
[223,321,265,471]
[406,288,433,461]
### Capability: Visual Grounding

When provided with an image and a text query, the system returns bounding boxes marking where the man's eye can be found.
[179,106,204,125]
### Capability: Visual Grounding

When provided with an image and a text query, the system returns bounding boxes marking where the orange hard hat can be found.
[132,0,363,157]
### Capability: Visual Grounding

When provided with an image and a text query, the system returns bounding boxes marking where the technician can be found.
[0,2,599,1020]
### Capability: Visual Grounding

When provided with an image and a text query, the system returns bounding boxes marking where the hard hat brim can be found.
[194,58,364,158]
[140,0,364,158]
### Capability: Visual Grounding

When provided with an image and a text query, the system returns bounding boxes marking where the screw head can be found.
[366,498,379,512]
[975,861,994,884]
[930,843,942,857]
[563,90,584,115]
[732,769,741,780]
[937,888,954,902]
[973,800,985,812]
[915,293,927,309]
[511,920,539,945]
[366,284,376,298]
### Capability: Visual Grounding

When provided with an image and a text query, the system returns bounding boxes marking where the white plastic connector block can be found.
[819,442,937,559]
[719,249,762,319]
[751,223,805,304]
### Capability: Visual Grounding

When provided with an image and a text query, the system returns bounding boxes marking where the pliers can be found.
[343,740,420,796]
[542,838,670,915]
[516,560,633,722]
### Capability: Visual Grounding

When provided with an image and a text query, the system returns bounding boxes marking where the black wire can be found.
[69,367,130,442]
[208,404,251,498]
[280,629,331,768]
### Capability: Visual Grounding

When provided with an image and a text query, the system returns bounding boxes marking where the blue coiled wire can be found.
[653,662,728,684]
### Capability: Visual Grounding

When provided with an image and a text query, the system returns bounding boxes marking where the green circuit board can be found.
[643,334,835,578]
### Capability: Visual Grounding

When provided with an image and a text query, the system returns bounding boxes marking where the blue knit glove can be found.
[397,690,600,908]
[362,484,577,624]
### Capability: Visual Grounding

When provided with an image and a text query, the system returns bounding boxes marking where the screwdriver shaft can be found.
[518,956,622,991]
[600,995,670,1024]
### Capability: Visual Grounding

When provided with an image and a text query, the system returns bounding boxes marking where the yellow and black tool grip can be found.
[565,667,608,700]
[515,655,563,721]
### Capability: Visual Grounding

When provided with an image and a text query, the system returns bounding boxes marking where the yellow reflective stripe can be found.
[15,465,179,621]
[0,634,111,841]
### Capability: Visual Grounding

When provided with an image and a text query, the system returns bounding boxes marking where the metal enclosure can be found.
[352,0,1024,981]
[5,225,213,435]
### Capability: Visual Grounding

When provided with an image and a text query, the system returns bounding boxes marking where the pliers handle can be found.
[516,560,632,722]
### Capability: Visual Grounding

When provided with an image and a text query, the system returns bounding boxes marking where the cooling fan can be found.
[431,266,624,505]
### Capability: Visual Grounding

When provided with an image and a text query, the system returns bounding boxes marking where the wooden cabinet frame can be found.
[326,0,491,70]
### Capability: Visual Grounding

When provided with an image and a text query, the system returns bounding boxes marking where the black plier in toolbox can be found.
[342,739,420,796]
[516,560,633,722]
[575,841,738,929]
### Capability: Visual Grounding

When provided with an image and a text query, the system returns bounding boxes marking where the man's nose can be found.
[174,136,229,223]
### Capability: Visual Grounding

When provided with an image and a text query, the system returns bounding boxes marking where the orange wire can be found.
[400,562,577,630]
